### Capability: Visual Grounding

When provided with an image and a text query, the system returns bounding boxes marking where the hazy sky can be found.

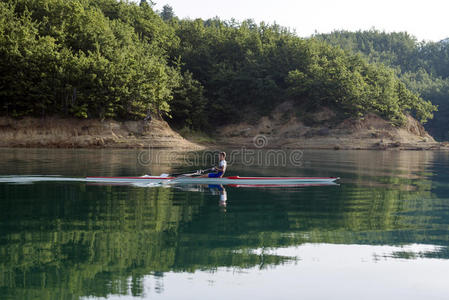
[153,0,448,42]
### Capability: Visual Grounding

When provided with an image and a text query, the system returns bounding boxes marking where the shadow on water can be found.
[1,148,449,299]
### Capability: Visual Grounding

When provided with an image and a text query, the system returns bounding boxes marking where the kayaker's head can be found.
[219,151,226,161]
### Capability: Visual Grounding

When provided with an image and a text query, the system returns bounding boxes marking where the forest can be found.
[0,0,445,138]
[315,30,449,140]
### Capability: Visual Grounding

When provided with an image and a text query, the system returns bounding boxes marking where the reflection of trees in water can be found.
[0,184,296,298]
[2,180,448,299]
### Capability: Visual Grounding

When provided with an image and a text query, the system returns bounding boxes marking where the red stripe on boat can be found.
[86,176,175,179]
[86,176,338,180]
[227,183,335,187]
[225,176,337,180]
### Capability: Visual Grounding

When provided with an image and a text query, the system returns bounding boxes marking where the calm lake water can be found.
[1,148,449,300]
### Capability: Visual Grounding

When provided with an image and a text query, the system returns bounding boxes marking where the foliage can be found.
[286,43,435,124]
[160,4,175,22]
[0,1,437,131]
[169,71,207,129]
[172,19,435,125]
[315,30,449,139]
[402,70,449,139]
[0,0,180,119]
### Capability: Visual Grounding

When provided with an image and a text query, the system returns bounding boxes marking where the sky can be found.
[153,0,449,42]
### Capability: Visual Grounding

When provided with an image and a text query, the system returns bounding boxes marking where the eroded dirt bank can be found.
[2,105,448,151]
[0,117,203,149]
[218,103,448,150]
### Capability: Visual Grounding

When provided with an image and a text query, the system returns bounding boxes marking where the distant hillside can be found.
[315,30,449,140]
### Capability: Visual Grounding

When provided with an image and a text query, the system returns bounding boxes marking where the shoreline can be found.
[1,116,448,151]
[218,141,448,151]
[0,117,204,150]
[215,137,449,151]
[216,108,449,151]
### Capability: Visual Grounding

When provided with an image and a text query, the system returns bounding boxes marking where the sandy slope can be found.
[218,103,447,150]
[1,104,447,150]
[0,117,203,149]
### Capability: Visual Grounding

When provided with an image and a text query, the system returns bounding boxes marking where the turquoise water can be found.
[1,148,449,299]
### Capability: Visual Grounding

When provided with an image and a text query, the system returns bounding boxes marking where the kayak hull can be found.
[85,176,339,185]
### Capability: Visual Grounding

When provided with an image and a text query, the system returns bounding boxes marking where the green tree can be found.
[160,4,175,22]
[315,30,448,139]
[0,0,181,119]
[170,71,207,129]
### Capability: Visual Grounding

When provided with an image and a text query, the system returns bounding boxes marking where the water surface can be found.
[1,148,449,299]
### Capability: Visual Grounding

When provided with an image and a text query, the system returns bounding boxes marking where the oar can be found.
[160,168,215,178]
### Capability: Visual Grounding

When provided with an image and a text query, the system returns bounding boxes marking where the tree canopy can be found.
[316,30,449,140]
[1,0,181,119]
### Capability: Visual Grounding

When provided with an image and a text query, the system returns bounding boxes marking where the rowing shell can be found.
[85,176,339,185]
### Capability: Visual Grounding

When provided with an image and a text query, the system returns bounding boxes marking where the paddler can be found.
[201,152,227,178]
